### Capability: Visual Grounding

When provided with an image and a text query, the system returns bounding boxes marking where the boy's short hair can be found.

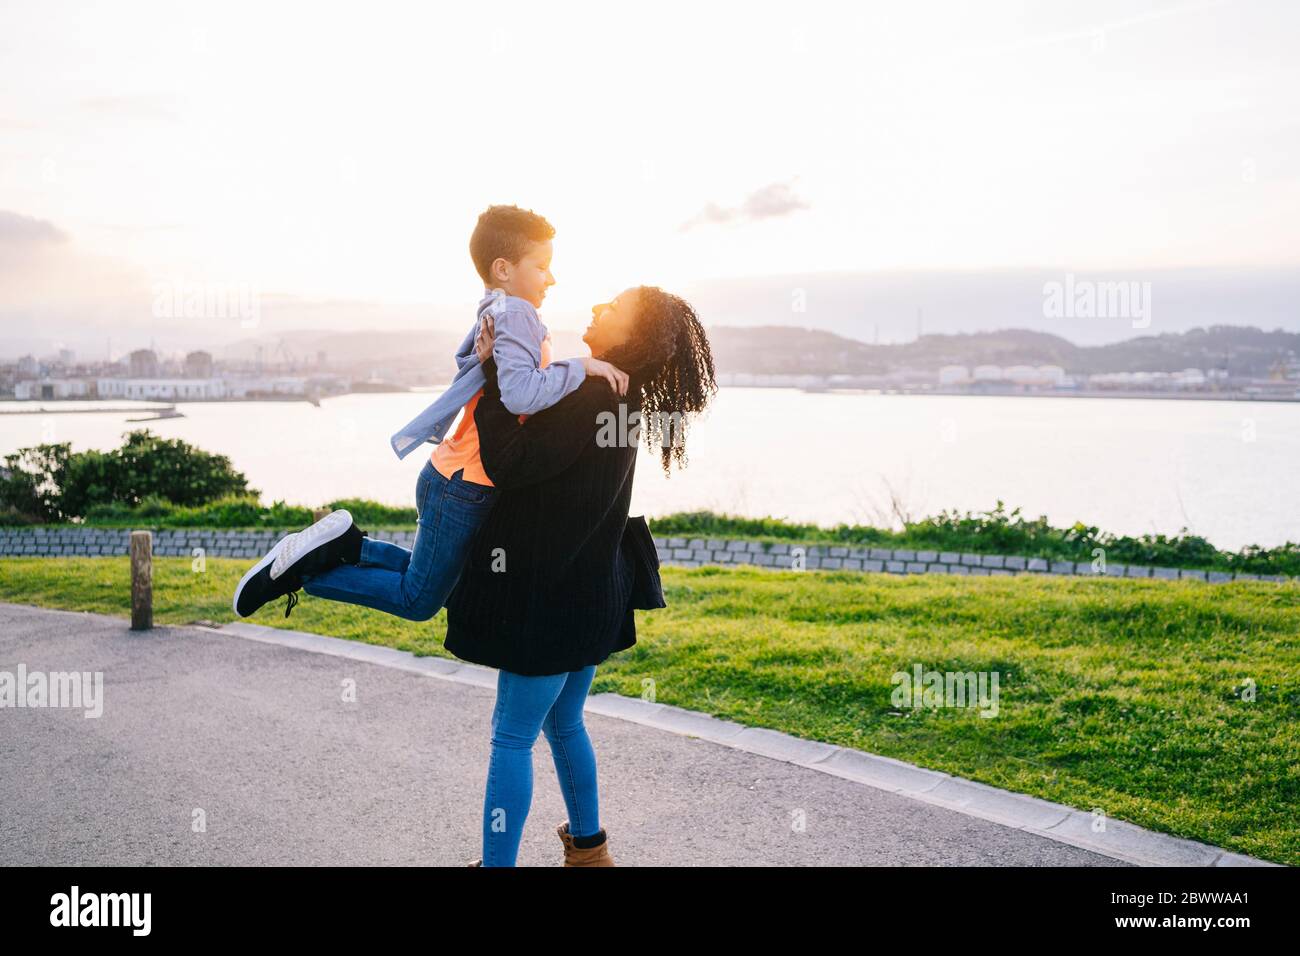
[469,204,555,285]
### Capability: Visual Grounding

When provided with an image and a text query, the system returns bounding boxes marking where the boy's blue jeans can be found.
[299,460,495,620]
[483,664,601,867]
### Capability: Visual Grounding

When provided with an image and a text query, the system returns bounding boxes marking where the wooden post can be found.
[130,530,152,631]
[312,508,329,522]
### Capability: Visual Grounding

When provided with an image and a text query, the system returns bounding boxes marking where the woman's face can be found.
[582,287,641,358]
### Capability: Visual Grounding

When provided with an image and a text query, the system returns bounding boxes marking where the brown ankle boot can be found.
[557,821,615,866]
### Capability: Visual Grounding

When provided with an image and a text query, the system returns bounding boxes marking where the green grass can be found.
[2,557,1297,864]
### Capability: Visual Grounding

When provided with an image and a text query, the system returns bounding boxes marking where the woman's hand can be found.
[475,315,495,363]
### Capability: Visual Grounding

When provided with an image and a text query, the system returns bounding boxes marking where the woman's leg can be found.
[541,665,601,840]
[298,462,494,621]
[481,668,570,867]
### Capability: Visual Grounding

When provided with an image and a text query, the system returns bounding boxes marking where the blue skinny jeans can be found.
[299,460,495,621]
[482,664,602,867]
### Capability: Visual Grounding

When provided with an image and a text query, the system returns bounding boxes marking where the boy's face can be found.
[490,239,555,308]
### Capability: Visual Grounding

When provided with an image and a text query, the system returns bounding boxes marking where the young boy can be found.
[233,204,628,619]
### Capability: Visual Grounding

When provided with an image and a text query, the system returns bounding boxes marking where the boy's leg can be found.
[397,466,495,611]
[299,463,494,621]
[356,537,412,573]
[352,461,427,573]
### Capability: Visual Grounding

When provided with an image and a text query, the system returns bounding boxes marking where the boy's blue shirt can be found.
[389,288,587,460]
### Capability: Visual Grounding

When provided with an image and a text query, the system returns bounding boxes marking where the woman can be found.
[451,285,716,866]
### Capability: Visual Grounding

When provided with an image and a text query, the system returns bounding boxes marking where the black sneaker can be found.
[270,509,360,581]
[233,535,305,618]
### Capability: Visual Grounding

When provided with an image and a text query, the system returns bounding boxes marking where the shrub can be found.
[160,496,313,528]
[0,429,256,521]
[323,497,418,526]
[59,429,255,516]
[0,443,73,522]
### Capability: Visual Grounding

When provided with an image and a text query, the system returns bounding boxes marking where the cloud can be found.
[0,210,150,338]
[0,209,68,245]
[680,179,810,230]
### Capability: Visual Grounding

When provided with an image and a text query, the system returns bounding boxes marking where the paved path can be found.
[0,602,1167,866]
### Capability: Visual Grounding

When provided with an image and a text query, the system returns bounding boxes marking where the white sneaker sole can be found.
[269,509,353,581]
[233,534,291,617]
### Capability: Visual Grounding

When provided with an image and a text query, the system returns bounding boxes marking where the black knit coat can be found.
[443,356,665,676]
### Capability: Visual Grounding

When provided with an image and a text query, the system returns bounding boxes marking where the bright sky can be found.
[1,0,1297,320]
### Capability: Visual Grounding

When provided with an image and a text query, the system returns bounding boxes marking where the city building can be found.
[127,349,159,378]
[95,377,229,399]
[223,376,309,397]
[1037,365,1067,386]
[184,350,214,378]
[14,378,90,399]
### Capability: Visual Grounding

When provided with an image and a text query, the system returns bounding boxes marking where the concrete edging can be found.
[1,526,1292,584]
[648,536,1293,583]
[213,619,1280,868]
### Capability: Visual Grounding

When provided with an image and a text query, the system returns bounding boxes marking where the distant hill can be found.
[1082,326,1300,375]
[708,325,1300,377]
[216,323,1300,381]
[222,328,464,367]
[8,265,1298,361]
[222,326,593,381]
[680,266,1300,347]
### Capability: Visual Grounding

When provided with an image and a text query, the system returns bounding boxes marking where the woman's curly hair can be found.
[602,286,717,474]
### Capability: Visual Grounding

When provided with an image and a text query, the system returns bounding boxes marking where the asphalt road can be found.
[0,602,1125,866]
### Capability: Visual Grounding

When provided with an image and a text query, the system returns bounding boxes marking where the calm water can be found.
[3,389,1297,550]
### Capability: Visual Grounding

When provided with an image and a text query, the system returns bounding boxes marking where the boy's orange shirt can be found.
[431,333,553,487]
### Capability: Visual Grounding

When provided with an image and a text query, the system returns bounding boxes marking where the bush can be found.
[161,496,314,528]
[323,497,418,526]
[59,429,256,516]
[0,503,43,526]
[0,429,257,522]
[82,502,141,522]
[135,494,174,519]
[649,510,831,542]
[0,443,73,522]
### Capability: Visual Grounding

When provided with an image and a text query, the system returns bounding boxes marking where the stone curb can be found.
[1,527,1292,584]
[210,618,1281,868]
